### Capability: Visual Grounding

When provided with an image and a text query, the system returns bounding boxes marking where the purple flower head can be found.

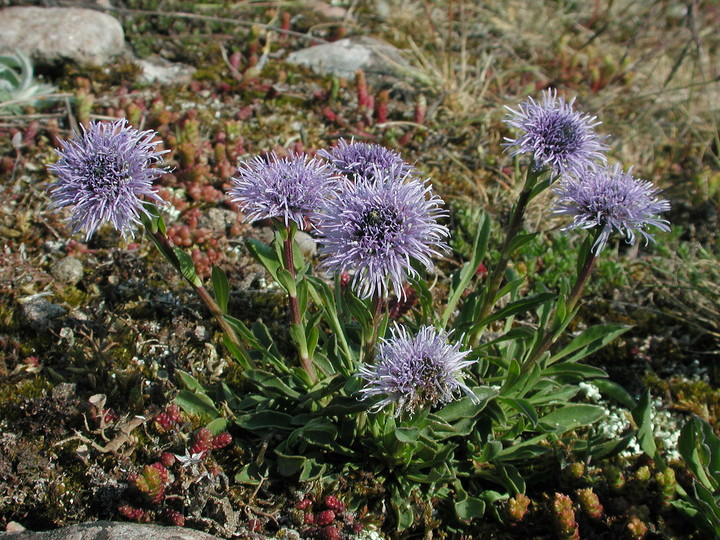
[358,325,478,416]
[504,89,607,178]
[318,139,416,181]
[317,171,449,299]
[47,119,168,239]
[553,164,671,253]
[229,151,337,228]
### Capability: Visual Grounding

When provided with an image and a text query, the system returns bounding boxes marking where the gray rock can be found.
[136,55,196,85]
[0,522,222,540]
[50,256,84,286]
[286,36,414,82]
[19,297,66,330]
[295,231,317,258]
[0,7,125,66]
[199,208,237,231]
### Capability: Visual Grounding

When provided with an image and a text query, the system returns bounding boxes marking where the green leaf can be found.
[222,335,253,370]
[211,266,230,314]
[500,397,538,427]
[205,417,228,436]
[441,212,490,328]
[395,426,420,443]
[392,488,415,531]
[174,390,221,420]
[235,410,294,431]
[156,214,167,236]
[322,395,370,416]
[506,232,539,255]
[434,387,498,422]
[173,247,201,287]
[678,416,720,492]
[471,292,555,333]
[498,463,526,494]
[243,369,302,399]
[276,268,297,296]
[548,324,631,365]
[223,314,260,347]
[587,432,634,459]
[539,404,606,432]
[496,442,549,461]
[235,462,266,485]
[275,448,306,477]
[591,379,636,409]
[292,421,338,449]
[528,177,552,200]
[632,390,657,459]
[454,493,486,522]
[176,370,205,393]
[246,238,281,280]
[543,363,608,380]
[299,456,327,482]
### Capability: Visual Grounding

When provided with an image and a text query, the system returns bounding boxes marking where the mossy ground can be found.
[0,0,718,538]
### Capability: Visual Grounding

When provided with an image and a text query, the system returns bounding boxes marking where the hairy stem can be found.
[521,231,601,372]
[148,228,248,358]
[476,166,542,326]
[362,295,385,364]
[282,229,316,383]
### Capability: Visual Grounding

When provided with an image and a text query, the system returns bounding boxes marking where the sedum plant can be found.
[46,89,671,533]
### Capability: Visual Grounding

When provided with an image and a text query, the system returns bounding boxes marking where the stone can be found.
[199,208,237,231]
[0,522,223,540]
[50,256,84,286]
[19,297,66,330]
[136,55,196,85]
[0,7,126,66]
[286,36,414,83]
[295,231,317,258]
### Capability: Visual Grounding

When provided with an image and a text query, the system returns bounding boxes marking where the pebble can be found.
[0,7,125,66]
[50,256,84,286]
[136,55,196,85]
[0,522,224,540]
[286,36,414,83]
[19,297,67,330]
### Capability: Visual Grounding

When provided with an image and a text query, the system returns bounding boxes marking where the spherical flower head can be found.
[318,138,416,181]
[553,163,671,253]
[504,88,608,178]
[229,151,337,228]
[47,119,168,239]
[317,172,449,299]
[358,325,478,416]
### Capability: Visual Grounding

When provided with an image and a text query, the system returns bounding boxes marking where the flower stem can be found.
[282,226,316,383]
[521,230,601,372]
[362,295,385,364]
[475,166,542,327]
[147,228,249,360]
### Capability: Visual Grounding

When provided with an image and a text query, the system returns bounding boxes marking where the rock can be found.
[305,0,348,20]
[295,231,317,258]
[0,522,223,540]
[286,36,414,83]
[51,382,76,401]
[136,55,196,85]
[199,208,237,231]
[0,7,125,66]
[50,256,84,286]
[19,297,66,330]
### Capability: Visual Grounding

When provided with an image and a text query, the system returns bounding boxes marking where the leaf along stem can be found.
[282,228,317,383]
[521,228,602,372]
[147,227,248,359]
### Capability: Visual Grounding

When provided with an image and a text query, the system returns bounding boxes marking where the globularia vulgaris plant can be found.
[47,88,670,532]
